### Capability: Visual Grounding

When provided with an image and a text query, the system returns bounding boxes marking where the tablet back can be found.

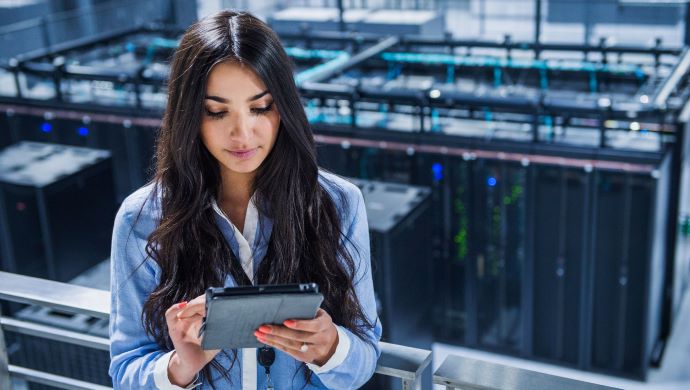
[201,293,324,349]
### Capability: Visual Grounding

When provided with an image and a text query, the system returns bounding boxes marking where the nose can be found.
[227,112,251,142]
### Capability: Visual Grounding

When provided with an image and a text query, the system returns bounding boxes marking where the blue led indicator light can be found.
[432,163,443,181]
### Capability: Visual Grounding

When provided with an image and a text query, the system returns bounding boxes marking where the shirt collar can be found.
[211,195,259,281]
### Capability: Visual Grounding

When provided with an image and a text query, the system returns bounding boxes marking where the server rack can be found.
[0,142,115,282]
[531,166,589,366]
[468,160,527,353]
[590,164,669,377]
[347,177,433,347]
[0,104,157,202]
[321,138,668,378]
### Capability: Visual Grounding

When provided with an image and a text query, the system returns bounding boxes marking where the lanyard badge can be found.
[257,346,275,390]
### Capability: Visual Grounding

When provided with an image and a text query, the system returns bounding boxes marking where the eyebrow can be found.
[204,90,270,104]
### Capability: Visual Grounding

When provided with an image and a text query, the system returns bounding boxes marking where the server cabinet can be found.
[590,167,665,378]
[531,166,589,365]
[0,142,115,282]
[434,157,470,343]
[5,113,155,202]
[347,177,433,390]
[468,160,526,353]
[348,178,433,347]
[315,138,670,379]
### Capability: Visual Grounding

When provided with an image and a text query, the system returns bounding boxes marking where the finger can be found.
[189,294,206,305]
[182,320,204,343]
[169,314,205,344]
[256,331,304,351]
[176,293,206,318]
[166,302,194,340]
[257,325,313,343]
[256,331,305,354]
[165,301,188,321]
[283,309,331,332]
[177,308,204,319]
[177,300,206,319]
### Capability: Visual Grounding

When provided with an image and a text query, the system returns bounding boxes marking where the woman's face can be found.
[200,60,280,180]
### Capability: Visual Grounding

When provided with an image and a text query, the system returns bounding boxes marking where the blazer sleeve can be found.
[313,185,383,389]
[108,199,171,389]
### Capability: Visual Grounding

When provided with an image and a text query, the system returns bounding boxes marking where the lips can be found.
[228,148,258,160]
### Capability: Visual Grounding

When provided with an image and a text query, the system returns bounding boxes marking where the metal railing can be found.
[0,271,431,389]
[0,270,629,390]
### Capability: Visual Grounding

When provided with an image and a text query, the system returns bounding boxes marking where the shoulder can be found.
[318,169,360,198]
[318,169,365,226]
[111,183,162,286]
[114,181,162,238]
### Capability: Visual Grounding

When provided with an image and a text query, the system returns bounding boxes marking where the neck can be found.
[218,168,253,206]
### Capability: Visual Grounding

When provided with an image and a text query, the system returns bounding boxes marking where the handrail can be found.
[0,271,109,319]
[433,354,623,390]
[0,317,110,351]
[376,341,432,381]
[7,365,112,390]
[0,271,432,389]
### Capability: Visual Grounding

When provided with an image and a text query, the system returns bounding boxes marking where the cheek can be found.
[258,115,280,143]
[199,124,219,150]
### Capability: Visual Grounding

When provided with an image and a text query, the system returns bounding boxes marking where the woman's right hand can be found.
[165,294,220,386]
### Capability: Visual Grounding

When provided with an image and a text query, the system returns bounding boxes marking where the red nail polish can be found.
[259,325,271,334]
[178,301,187,309]
[284,320,296,327]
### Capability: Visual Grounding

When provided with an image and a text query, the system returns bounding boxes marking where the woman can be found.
[108,10,381,390]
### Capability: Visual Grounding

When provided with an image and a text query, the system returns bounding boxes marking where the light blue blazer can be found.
[108,170,382,389]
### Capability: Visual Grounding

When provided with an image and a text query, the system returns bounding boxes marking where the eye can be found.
[251,101,274,116]
[205,109,227,120]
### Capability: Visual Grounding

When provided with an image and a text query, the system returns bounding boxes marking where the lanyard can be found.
[257,346,275,390]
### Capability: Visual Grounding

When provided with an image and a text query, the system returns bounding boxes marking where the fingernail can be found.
[284,320,296,327]
[259,325,271,334]
[178,301,187,309]
[257,335,267,343]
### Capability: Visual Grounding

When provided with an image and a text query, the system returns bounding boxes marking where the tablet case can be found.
[200,293,324,350]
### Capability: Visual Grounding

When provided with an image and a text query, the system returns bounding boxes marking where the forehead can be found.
[205,61,267,97]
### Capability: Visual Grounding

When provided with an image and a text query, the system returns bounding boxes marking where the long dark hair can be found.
[138,10,373,387]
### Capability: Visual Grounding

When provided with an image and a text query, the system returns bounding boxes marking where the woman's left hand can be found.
[254,308,338,366]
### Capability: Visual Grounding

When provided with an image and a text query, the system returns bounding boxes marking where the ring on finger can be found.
[300,343,309,353]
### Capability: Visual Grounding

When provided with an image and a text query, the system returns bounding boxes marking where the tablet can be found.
[199,283,324,350]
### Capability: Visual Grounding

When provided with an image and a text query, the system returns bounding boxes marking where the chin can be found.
[227,162,262,175]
